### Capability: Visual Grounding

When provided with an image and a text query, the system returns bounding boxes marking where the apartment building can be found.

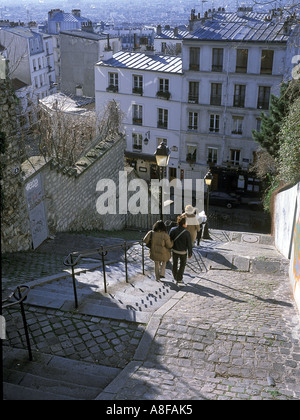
[60,30,121,97]
[95,50,182,180]
[47,9,93,35]
[0,26,56,129]
[95,7,299,196]
[0,27,56,98]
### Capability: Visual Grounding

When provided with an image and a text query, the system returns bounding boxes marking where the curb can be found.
[94,274,200,400]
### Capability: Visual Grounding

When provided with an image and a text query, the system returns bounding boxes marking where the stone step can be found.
[3,347,120,400]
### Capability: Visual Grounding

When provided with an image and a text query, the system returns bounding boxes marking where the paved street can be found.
[2,230,300,400]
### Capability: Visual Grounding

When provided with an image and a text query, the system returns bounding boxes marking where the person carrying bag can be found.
[143,220,173,281]
[169,215,193,284]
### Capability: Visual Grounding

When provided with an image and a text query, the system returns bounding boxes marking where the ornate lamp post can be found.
[154,142,170,220]
[202,169,213,240]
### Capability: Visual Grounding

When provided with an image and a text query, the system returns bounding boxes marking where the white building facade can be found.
[0,27,56,101]
[95,50,183,181]
[95,8,299,196]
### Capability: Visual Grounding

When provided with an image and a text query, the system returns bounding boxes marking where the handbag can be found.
[145,231,152,249]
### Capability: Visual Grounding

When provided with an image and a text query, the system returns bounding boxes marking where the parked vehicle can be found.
[206,192,240,209]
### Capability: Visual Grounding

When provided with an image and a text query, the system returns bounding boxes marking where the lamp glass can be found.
[156,154,170,167]
[155,142,170,167]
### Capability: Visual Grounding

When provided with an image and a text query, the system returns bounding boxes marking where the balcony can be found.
[132,87,143,96]
[156,90,171,100]
[157,121,168,129]
[133,118,143,126]
[188,94,199,104]
[106,85,118,93]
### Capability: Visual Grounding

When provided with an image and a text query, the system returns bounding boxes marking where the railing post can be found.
[17,286,32,361]
[124,242,128,283]
[141,240,145,275]
[100,246,108,293]
[70,254,78,309]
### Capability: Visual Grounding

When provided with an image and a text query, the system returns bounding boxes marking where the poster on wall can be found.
[25,173,48,249]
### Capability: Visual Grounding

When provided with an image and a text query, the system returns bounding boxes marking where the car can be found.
[206,192,240,209]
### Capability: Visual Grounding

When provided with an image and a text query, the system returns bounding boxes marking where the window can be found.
[157,78,170,99]
[236,49,248,73]
[175,43,182,55]
[260,50,274,75]
[230,149,240,166]
[257,86,270,109]
[207,147,218,164]
[232,116,243,135]
[157,108,168,129]
[188,81,199,103]
[159,78,169,93]
[132,75,143,95]
[209,114,220,132]
[107,72,118,92]
[132,133,143,151]
[212,48,223,72]
[189,47,200,70]
[210,83,222,105]
[157,138,167,147]
[188,112,198,130]
[256,118,261,132]
[186,144,197,163]
[233,85,246,107]
[132,104,143,125]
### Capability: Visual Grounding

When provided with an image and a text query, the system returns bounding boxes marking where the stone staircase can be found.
[23,259,184,323]
[3,347,120,400]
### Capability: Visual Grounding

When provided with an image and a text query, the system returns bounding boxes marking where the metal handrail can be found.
[63,240,146,309]
[2,285,32,361]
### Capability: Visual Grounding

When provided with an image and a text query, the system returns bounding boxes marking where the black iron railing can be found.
[2,285,32,361]
[64,240,146,309]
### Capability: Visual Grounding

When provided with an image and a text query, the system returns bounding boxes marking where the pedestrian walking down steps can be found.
[143,220,173,282]
[169,215,193,285]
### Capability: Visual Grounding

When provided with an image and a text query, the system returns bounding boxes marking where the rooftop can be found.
[60,30,113,41]
[48,11,89,24]
[97,50,182,74]
[157,10,299,43]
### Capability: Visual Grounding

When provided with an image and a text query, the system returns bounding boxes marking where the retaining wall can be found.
[275,182,300,314]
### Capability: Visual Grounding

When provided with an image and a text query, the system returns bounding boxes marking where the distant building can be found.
[0,26,56,127]
[95,50,182,181]
[47,9,93,35]
[60,30,121,97]
[95,7,299,199]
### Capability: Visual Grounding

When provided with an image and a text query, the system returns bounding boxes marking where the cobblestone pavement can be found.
[4,307,145,369]
[99,268,300,400]
[2,230,300,400]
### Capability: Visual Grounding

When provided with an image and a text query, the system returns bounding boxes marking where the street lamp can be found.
[202,169,213,240]
[154,142,171,220]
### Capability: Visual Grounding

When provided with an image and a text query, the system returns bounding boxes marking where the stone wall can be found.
[0,62,32,253]
[22,133,126,238]
[274,182,300,314]
[1,58,127,253]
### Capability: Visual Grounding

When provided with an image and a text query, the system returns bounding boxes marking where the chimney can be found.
[174,27,178,37]
[48,9,63,20]
[72,9,81,17]
[75,85,83,96]
[157,25,162,35]
[103,34,113,60]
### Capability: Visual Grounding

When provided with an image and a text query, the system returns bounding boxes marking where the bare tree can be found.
[28,96,124,166]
